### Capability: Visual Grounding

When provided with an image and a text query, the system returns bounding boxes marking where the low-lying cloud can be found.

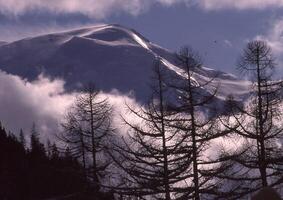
[0,70,255,175]
[0,70,141,143]
[0,71,75,139]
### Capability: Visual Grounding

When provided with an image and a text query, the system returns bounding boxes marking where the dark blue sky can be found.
[1,1,283,74]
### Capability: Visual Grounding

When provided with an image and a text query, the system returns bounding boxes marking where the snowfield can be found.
[0,24,250,103]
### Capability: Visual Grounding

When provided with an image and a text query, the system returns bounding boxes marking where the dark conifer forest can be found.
[0,124,114,200]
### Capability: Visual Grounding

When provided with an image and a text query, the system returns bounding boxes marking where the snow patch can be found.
[132,33,150,50]
[160,58,200,87]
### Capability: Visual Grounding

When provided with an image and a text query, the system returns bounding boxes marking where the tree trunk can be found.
[186,61,200,200]
[256,50,268,187]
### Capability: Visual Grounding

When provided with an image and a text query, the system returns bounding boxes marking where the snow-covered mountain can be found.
[0,41,6,46]
[0,24,250,103]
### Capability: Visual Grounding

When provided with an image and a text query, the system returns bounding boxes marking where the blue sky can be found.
[1,0,283,74]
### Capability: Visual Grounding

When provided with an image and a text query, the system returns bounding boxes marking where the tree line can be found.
[0,40,282,200]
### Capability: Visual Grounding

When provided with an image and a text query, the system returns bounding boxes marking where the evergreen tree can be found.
[30,122,45,160]
[50,143,59,160]
[0,122,102,200]
[19,129,26,149]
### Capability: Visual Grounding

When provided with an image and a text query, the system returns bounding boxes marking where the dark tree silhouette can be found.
[61,109,88,180]
[220,40,283,197]
[60,83,114,192]
[29,123,46,161]
[110,59,195,200]
[0,123,28,200]
[19,129,26,149]
[168,46,235,199]
[0,122,90,200]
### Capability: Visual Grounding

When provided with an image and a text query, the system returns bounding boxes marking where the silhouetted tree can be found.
[51,143,59,160]
[29,123,45,161]
[0,122,92,200]
[19,129,26,149]
[61,110,88,179]
[0,123,28,200]
[111,60,194,199]
[221,40,283,197]
[168,46,235,199]
[60,83,113,192]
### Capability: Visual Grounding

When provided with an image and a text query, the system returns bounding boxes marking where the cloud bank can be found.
[0,70,141,143]
[0,71,75,139]
[1,0,282,19]
[256,19,283,55]
[199,0,283,10]
[0,0,183,18]
[254,19,283,73]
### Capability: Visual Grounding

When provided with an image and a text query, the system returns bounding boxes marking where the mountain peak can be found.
[0,24,250,103]
[40,24,151,49]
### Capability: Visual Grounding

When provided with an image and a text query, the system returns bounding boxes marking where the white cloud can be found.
[199,0,283,10]
[97,90,144,137]
[0,70,142,142]
[0,0,187,18]
[0,71,75,139]
[0,0,281,19]
[255,19,283,56]
[250,19,283,74]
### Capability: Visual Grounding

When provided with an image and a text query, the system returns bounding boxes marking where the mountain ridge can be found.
[0,24,250,103]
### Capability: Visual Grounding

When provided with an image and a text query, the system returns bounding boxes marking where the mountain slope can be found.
[0,41,6,46]
[0,24,250,103]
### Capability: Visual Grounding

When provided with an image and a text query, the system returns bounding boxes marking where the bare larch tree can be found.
[60,84,113,192]
[220,40,283,197]
[169,46,235,200]
[110,59,194,200]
